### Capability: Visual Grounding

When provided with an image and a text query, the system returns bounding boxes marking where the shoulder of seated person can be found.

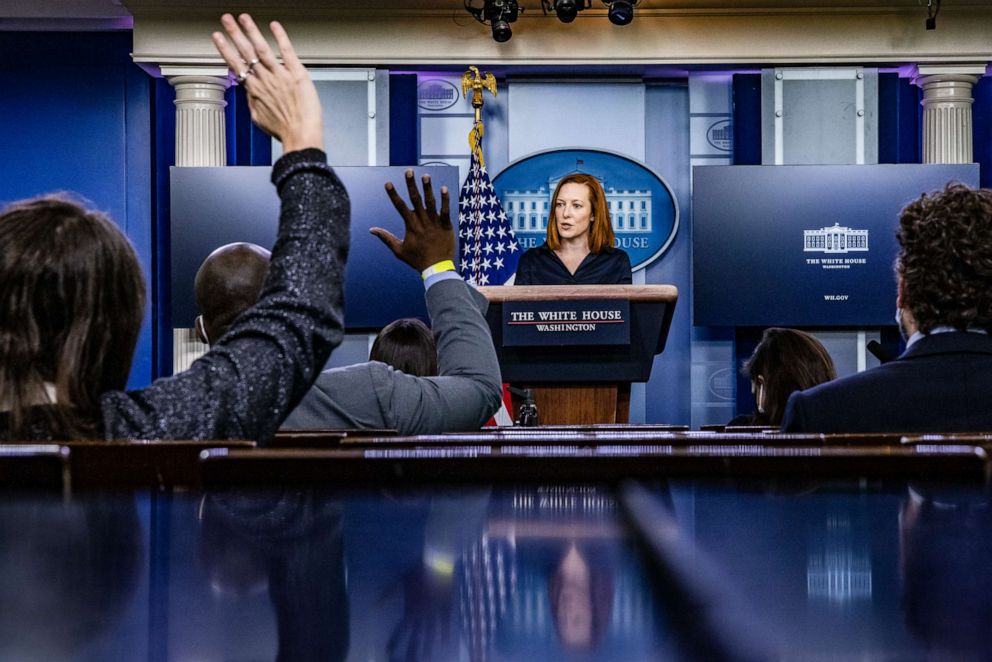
[314,362,379,383]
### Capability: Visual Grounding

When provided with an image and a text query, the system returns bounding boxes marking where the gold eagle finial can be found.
[461,65,497,125]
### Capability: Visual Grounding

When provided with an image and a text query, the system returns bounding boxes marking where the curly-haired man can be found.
[782,183,992,432]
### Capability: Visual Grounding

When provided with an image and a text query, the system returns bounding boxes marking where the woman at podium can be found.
[514,174,632,285]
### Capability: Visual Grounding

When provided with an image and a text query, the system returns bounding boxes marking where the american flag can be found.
[457,137,519,286]
[458,130,519,425]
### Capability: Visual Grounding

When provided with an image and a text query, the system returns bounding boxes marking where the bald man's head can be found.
[194,242,271,345]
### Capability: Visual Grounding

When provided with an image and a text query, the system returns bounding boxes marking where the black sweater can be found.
[2,149,349,443]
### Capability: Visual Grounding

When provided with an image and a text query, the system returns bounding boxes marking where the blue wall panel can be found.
[152,79,177,379]
[0,32,154,388]
[125,65,154,389]
[975,77,991,190]
[878,73,921,165]
[226,85,273,167]
[389,74,419,166]
[732,74,762,166]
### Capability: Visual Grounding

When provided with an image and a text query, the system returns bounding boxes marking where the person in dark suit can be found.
[781,184,992,433]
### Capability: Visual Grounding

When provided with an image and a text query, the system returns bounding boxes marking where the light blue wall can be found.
[643,82,692,425]
[507,81,646,161]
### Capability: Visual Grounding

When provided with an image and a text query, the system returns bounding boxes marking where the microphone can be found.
[866,340,895,364]
[508,386,539,426]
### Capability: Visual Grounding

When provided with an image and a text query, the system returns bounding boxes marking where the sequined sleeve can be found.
[101,148,350,442]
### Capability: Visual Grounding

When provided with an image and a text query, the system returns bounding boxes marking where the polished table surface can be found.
[2,479,989,661]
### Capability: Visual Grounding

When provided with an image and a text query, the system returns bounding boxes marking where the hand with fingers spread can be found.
[212,13,323,153]
[371,171,455,273]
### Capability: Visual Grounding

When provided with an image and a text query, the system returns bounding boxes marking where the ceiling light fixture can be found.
[541,0,591,24]
[924,0,941,30]
[465,0,521,42]
[603,0,640,26]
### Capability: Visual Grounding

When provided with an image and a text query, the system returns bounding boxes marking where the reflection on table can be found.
[3,479,992,660]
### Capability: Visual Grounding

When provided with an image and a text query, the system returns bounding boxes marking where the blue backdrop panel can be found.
[0,32,154,389]
[975,77,992,190]
[732,74,762,166]
[152,79,177,379]
[693,164,979,327]
[170,165,460,330]
[389,74,419,166]
[878,73,921,165]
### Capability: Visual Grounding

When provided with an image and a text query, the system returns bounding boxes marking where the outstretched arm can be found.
[281,170,500,435]
[103,15,348,442]
[371,173,502,434]
[212,14,323,153]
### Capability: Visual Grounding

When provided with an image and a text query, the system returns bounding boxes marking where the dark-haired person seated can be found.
[370,318,438,377]
[514,174,632,285]
[730,328,836,427]
[0,14,348,443]
[782,184,992,433]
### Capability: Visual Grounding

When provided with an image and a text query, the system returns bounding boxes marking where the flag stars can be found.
[458,146,520,285]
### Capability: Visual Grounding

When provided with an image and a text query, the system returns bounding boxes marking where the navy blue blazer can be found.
[781,332,992,433]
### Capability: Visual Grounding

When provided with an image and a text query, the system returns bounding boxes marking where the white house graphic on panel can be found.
[804,222,869,254]
[503,175,652,235]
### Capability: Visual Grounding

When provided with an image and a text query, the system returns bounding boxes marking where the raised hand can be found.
[212,14,323,153]
[372,171,455,273]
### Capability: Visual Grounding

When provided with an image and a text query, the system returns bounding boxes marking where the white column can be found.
[913,64,986,164]
[162,67,232,374]
[167,73,231,166]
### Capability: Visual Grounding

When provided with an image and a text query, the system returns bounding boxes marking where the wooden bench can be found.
[0,445,69,490]
[65,440,255,490]
[271,428,396,448]
[199,443,990,486]
[333,431,911,449]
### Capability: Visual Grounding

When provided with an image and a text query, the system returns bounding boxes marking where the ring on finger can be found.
[247,57,259,73]
[236,69,252,84]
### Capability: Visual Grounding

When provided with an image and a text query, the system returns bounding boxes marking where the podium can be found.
[477,285,677,425]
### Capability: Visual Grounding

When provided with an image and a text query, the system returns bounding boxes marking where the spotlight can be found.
[465,0,520,43]
[924,0,941,30]
[603,0,638,26]
[541,0,591,24]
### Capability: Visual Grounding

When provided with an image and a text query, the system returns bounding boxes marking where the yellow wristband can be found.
[421,260,456,280]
